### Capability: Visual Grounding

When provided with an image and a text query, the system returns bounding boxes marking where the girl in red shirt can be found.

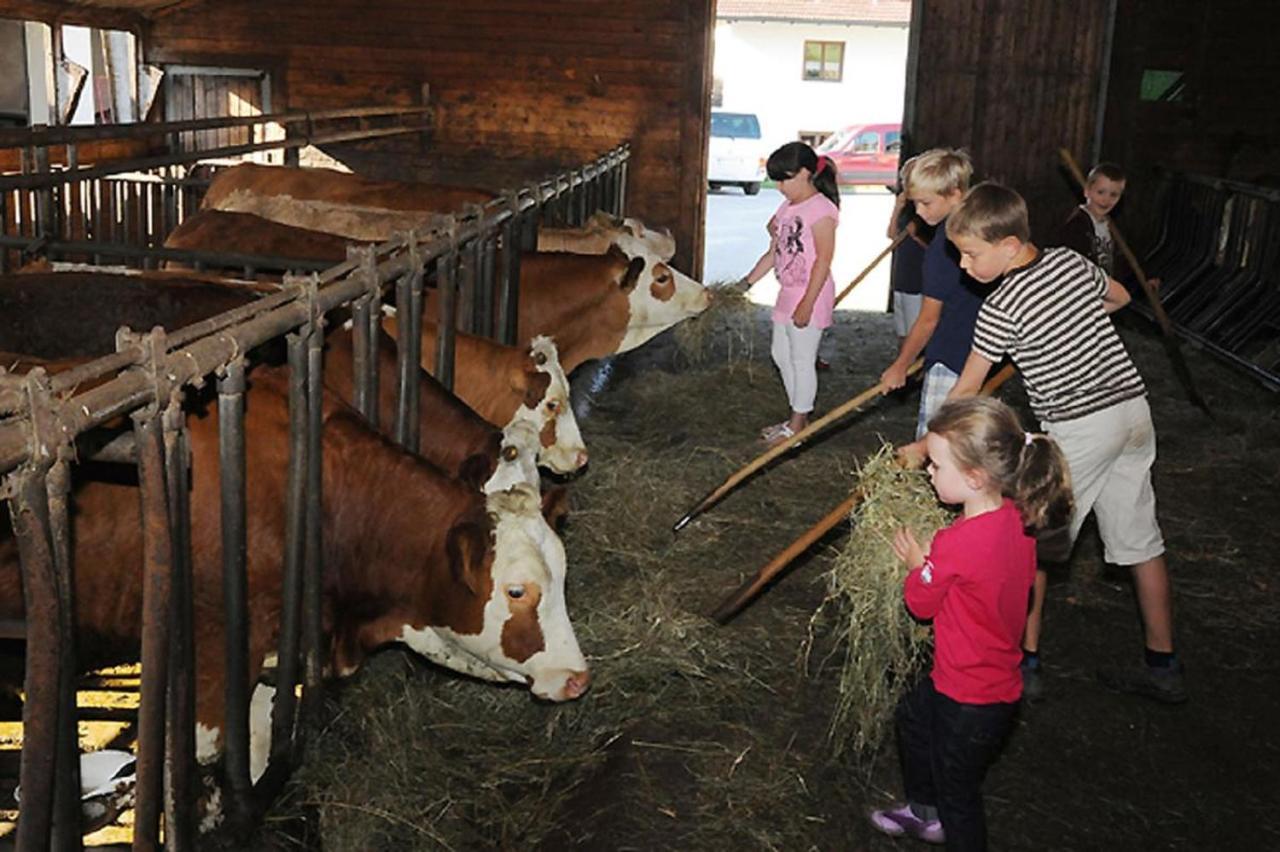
[871,397,1072,850]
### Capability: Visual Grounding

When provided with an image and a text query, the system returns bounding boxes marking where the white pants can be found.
[771,321,824,414]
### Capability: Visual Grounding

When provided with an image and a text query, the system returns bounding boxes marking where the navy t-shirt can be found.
[890,203,929,296]
[923,218,986,373]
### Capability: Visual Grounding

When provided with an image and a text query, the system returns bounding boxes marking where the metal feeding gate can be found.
[1143,172,1280,388]
[0,134,629,848]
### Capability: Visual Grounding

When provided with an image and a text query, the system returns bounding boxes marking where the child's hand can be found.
[896,438,928,469]
[880,361,909,390]
[792,301,814,328]
[892,526,925,569]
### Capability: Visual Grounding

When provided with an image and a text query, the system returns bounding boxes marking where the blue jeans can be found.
[896,677,1019,852]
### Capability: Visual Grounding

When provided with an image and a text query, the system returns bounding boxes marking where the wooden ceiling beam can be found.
[0,0,147,32]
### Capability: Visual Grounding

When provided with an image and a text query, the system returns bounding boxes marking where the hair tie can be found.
[1024,432,1035,447]
[815,155,831,176]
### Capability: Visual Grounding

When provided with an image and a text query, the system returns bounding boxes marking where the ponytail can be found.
[766,141,842,208]
[1011,433,1074,534]
[926,397,1074,534]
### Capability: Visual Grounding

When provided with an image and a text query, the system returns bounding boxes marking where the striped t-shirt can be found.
[971,247,1145,423]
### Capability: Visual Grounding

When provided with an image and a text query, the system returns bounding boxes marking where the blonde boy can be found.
[926,181,1183,704]
[879,149,985,437]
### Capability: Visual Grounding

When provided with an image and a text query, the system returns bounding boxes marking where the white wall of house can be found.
[714,20,908,152]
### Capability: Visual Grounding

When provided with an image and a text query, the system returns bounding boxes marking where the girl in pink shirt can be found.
[871,397,1072,850]
[741,142,840,447]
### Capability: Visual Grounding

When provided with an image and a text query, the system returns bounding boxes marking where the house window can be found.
[803,41,844,82]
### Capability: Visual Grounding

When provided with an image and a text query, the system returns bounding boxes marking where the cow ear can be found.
[518,368,550,409]
[541,485,571,533]
[619,256,646,293]
[445,519,490,597]
[456,453,494,492]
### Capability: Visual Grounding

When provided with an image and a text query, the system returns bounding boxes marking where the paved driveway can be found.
[702,186,897,313]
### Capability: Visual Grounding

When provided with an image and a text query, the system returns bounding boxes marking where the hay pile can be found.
[816,443,953,757]
[673,285,756,367]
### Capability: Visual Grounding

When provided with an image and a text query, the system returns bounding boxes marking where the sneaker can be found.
[1097,661,1187,704]
[869,804,945,844]
[1021,660,1046,703]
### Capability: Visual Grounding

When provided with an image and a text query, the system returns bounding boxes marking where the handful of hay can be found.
[673,284,757,366]
[815,443,953,757]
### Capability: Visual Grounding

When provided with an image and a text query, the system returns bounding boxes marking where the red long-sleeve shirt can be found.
[904,499,1036,704]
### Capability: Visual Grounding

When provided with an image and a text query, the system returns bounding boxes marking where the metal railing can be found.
[1143,172,1280,388]
[1,141,630,849]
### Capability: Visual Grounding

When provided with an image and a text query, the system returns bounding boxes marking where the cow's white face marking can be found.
[510,336,588,474]
[195,723,221,766]
[397,483,589,701]
[248,683,275,785]
[619,249,711,353]
[483,420,541,494]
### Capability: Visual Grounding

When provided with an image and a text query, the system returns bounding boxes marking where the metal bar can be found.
[46,459,83,852]
[0,123,432,192]
[497,208,521,346]
[131,407,172,851]
[217,359,254,823]
[400,258,425,449]
[10,467,59,852]
[456,238,477,336]
[350,293,372,419]
[300,323,325,719]
[0,105,433,148]
[435,250,458,392]
[163,405,196,851]
[393,267,418,450]
[269,332,308,773]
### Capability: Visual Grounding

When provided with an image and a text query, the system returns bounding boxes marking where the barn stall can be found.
[0,0,1278,849]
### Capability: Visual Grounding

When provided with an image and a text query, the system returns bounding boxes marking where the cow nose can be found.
[563,669,592,700]
[574,450,589,468]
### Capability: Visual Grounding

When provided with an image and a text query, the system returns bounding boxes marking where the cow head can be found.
[398,483,590,702]
[585,211,677,261]
[509,336,588,474]
[481,419,542,494]
[608,245,711,353]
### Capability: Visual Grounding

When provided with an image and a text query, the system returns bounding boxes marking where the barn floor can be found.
[239,303,1280,851]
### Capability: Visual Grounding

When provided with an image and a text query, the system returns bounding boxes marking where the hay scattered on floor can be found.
[673,285,756,367]
[816,443,953,758]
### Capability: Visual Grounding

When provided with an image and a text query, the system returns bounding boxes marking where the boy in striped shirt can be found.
[908,181,1185,705]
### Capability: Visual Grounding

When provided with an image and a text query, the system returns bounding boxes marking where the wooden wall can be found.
[1100,0,1280,248]
[143,0,715,275]
[904,0,1113,243]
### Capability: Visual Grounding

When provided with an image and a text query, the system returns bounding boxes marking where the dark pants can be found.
[896,677,1018,852]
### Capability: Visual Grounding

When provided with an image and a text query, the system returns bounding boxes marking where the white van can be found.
[708,111,766,195]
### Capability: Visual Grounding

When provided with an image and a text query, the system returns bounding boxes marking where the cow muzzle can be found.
[532,667,592,702]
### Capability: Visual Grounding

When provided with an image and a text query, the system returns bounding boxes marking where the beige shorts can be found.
[1044,395,1165,565]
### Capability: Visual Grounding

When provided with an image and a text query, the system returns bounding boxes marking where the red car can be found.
[815,123,902,187]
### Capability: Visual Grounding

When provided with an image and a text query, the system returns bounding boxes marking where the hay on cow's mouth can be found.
[812,443,953,758]
[674,285,756,368]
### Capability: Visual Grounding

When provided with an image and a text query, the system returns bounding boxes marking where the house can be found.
[714,0,912,151]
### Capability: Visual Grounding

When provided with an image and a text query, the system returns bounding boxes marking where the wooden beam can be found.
[0,0,145,32]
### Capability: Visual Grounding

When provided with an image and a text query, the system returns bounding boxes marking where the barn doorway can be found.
[702,1,912,318]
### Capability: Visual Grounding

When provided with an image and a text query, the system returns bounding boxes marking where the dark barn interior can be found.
[0,0,1278,848]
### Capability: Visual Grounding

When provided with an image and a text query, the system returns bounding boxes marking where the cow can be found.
[426,247,712,373]
[380,315,586,466]
[537,210,677,262]
[0,365,589,799]
[201,163,496,241]
[0,271,587,477]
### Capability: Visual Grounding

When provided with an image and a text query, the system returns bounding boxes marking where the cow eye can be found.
[545,400,558,413]
[502,445,520,462]
[506,585,526,600]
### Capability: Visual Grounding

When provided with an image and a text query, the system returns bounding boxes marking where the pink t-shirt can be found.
[770,193,839,328]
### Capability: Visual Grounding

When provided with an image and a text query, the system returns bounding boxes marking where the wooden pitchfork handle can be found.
[834,231,909,308]
[672,359,924,533]
[710,362,1017,623]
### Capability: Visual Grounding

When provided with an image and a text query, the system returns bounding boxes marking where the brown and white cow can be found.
[202,163,496,241]
[0,271,584,479]
[161,210,712,373]
[0,366,589,791]
[380,316,587,471]
[537,210,677,262]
